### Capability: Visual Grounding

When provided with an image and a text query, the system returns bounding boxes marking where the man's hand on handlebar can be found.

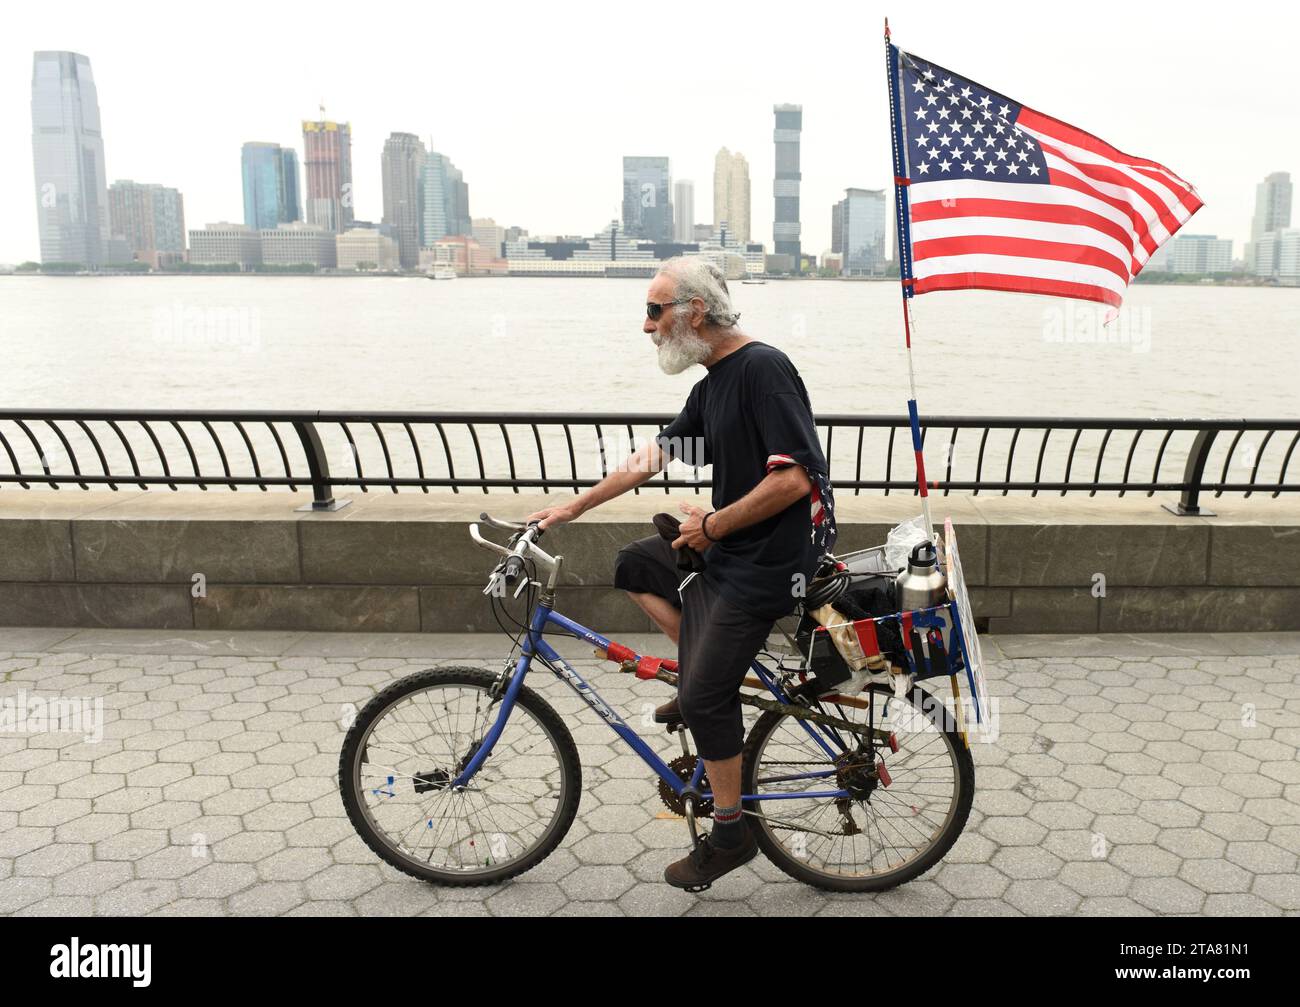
[524,502,581,531]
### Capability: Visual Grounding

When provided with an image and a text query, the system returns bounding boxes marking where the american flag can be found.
[888,45,1202,308]
[766,453,838,556]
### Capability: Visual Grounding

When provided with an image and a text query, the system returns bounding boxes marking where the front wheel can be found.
[339,666,582,886]
[741,682,974,893]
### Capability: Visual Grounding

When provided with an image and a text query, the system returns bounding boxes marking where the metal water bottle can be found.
[895,541,947,611]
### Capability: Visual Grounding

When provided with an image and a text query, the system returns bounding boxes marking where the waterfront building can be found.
[242,142,301,231]
[337,227,398,270]
[419,236,506,276]
[504,220,763,278]
[108,180,186,268]
[1253,228,1300,284]
[31,51,109,266]
[279,149,301,224]
[260,222,337,267]
[381,133,426,269]
[471,218,507,258]
[1278,230,1300,284]
[765,252,795,275]
[673,180,695,242]
[622,156,673,241]
[301,118,353,232]
[188,222,261,267]
[833,188,886,276]
[1144,234,1233,275]
[712,149,751,243]
[422,150,470,242]
[1245,171,1292,272]
[690,223,765,278]
[773,105,803,271]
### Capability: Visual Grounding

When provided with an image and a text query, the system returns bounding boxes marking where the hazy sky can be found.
[3,0,1294,264]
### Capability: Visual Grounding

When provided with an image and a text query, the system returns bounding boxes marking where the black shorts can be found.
[612,533,686,609]
[614,534,775,761]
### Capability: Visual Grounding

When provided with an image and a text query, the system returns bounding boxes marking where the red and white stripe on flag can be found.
[893,48,1202,308]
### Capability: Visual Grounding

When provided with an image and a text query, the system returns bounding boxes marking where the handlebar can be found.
[470,512,558,598]
[478,512,528,531]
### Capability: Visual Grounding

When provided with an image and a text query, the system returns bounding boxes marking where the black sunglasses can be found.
[646,299,689,321]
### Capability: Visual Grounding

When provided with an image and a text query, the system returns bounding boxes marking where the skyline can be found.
[6,1,1297,266]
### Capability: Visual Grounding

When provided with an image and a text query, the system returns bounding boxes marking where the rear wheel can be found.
[339,666,581,886]
[741,682,974,892]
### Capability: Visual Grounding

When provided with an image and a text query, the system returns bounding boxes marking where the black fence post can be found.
[292,419,349,511]
[1164,426,1218,517]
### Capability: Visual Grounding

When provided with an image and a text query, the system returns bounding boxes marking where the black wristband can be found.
[702,511,721,542]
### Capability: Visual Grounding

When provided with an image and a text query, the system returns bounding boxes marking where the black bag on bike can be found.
[794,574,903,693]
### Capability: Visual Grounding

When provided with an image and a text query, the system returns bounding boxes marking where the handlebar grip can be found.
[502,554,526,586]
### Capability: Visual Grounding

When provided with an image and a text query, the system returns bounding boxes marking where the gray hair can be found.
[657,256,741,328]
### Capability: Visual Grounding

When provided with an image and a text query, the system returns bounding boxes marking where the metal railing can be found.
[0,410,1296,517]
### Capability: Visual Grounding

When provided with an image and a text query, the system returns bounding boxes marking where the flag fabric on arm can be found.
[886,45,1202,308]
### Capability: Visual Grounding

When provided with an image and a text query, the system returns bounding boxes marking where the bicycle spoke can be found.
[346,676,568,878]
[749,684,968,883]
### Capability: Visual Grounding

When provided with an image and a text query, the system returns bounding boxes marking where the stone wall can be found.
[1,491,1296,634]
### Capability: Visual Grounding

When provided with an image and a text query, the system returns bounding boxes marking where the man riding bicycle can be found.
[526,256,836,890]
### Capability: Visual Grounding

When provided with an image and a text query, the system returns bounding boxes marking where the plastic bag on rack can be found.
[885,515,931,571]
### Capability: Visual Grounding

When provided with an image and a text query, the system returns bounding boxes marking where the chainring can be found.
[658,754,714,818]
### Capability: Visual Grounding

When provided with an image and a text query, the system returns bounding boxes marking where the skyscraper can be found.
[301,117,353,233]
[712,149,751,243]
[31,51,110,266]
[622,157,673,241]
[773,104,803,271]
[108,180,186,267]
[1246,172,1293,272]
[242,142,301,231]
[381,132,427,269]
[471,218,507,258]
[833,188,887,276]
[673,180,695,242]
[279,149,301,224]
[421,150,470,243]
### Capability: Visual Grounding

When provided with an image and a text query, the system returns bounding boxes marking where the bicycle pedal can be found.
[665,721,688,734]
[683,882,711,894]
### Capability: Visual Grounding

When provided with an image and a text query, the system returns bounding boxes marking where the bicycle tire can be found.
[339,666,582,887]
[741,682,974,893]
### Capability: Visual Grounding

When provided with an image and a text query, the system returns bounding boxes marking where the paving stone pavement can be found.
[1,633,1298,917]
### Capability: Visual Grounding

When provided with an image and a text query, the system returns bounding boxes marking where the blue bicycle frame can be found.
[449,597,865,803]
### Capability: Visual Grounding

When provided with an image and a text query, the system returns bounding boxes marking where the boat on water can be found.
[426,267,457,280]
[741,278,767,285]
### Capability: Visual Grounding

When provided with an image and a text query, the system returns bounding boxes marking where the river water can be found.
[2,275,1296,417]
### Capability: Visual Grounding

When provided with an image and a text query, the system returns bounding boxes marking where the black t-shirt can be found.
[655,340,837,621]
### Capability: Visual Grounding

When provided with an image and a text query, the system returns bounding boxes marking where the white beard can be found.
[653,314,713,375]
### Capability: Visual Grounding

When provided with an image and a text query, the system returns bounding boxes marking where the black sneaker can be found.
[663,830,758,892]
[653,696,683,725]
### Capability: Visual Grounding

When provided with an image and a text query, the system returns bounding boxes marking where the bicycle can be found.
[339,513,977,893]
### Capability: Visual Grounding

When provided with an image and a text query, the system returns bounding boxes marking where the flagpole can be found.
[884,18,935,544]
